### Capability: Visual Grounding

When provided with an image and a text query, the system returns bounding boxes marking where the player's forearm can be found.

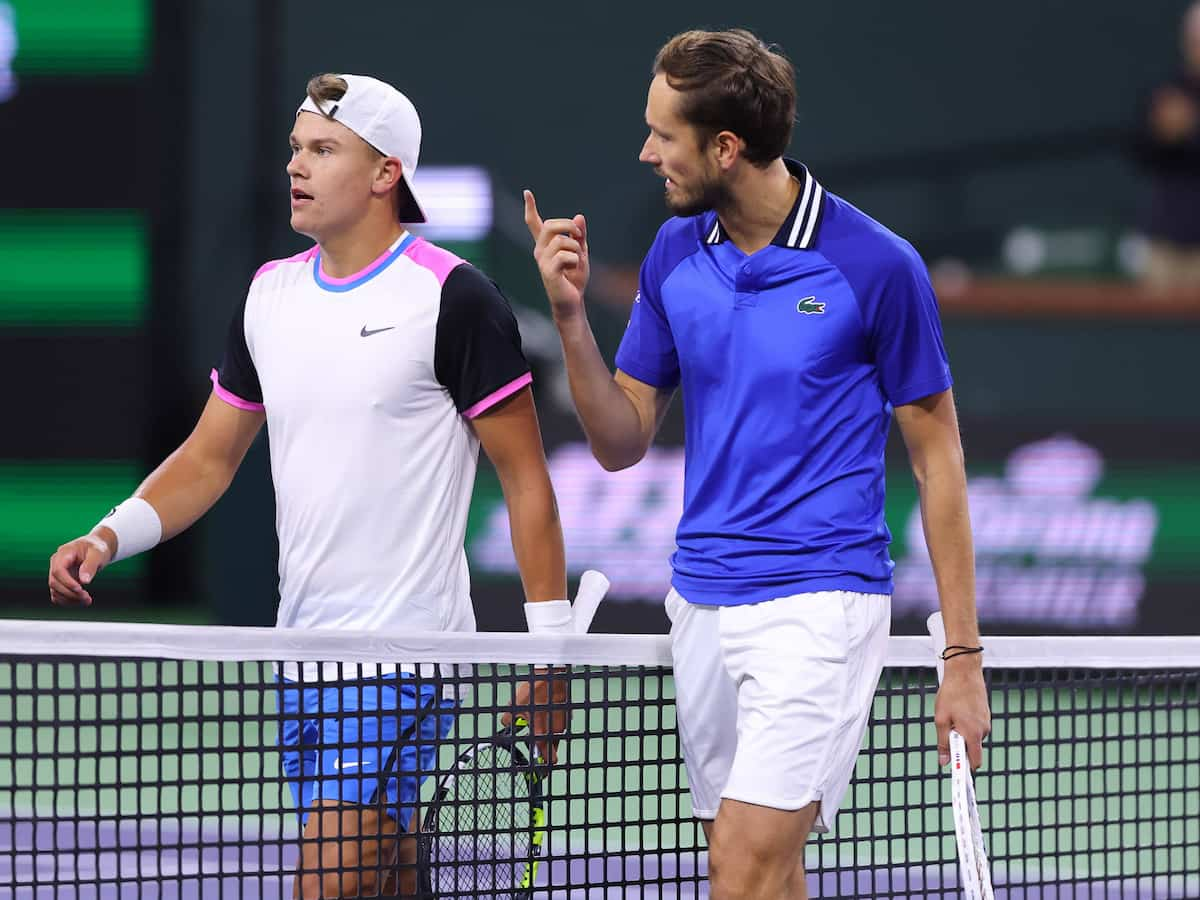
[555,313,648,470]
[914,453,981,652]
[119,441,239,543]
[503,474,568,604]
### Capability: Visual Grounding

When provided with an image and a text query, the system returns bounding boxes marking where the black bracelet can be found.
[941,645,984,660]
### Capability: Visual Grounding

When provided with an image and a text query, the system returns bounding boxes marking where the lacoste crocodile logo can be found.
[796,297,826,315]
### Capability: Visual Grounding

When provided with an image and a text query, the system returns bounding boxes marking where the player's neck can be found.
[715,158,798,255]
[317,216,408,279]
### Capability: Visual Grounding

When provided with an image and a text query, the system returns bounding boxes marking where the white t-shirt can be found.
[212,231,531,644]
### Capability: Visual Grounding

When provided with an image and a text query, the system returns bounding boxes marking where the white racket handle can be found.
[928,611,949,685]
[931,611,995,900]
[950,730,994,899]
[571,570,610,634]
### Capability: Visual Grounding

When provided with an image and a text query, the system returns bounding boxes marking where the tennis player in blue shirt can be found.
[525,28,991,900]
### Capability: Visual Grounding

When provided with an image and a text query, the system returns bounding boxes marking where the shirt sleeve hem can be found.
[462,371,533,419]
[613,356,680,390]
[887,372,953,407]
[210,368,265,412]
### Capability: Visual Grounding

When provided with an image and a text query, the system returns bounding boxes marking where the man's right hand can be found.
[503,666,571,765]
[524,189,590,321]
[48,530,114,606]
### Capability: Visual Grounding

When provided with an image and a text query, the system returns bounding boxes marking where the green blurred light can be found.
[1102,468,1200,574]
[9,0,148,75]
[0,461,145,580]
[887,465,1200,574]
[0,211,147,327]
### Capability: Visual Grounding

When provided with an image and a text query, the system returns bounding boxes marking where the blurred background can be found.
[2,0,1198,636]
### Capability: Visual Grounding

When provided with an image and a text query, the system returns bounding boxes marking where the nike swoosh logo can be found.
[360,325,396,337]
[333,759,363,770]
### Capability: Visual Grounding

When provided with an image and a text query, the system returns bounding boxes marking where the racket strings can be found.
[429,743,539,897]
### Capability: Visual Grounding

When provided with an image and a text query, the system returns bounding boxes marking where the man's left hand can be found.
[934,660,990,770]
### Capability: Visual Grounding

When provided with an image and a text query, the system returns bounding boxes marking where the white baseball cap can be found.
[296,74,426,223]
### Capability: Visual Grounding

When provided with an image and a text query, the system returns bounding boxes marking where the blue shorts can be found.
[276,673,456,828]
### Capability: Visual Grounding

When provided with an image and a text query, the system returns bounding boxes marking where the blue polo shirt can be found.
[615,159,952,606]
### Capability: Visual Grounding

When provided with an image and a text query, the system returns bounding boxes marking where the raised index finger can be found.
[522,190,543,242]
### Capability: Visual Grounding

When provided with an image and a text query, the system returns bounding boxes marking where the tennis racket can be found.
[418,716,546,899]
[927,612,995,900]
[418,571,610,898]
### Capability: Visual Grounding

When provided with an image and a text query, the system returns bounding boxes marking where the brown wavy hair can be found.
[653,29,796,166]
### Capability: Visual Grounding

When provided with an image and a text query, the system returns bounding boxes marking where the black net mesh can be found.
[0,628,1196,898]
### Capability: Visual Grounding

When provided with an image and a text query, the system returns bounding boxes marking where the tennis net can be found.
[1,620,1197,898]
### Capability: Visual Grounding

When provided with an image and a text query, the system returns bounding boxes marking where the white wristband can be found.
[524,600,573,634]
[95,498,162,563]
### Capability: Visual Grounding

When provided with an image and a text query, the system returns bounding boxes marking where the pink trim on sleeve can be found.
[463,372,533,419]
[210,368,265,411]
[403,238,465,286]
[253,246,317,282]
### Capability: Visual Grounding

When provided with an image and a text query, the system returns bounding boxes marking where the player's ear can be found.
[713,130,741,171]
[374,156,403,199]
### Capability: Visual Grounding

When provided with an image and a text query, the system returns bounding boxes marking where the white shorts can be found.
[666,587,890,833]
